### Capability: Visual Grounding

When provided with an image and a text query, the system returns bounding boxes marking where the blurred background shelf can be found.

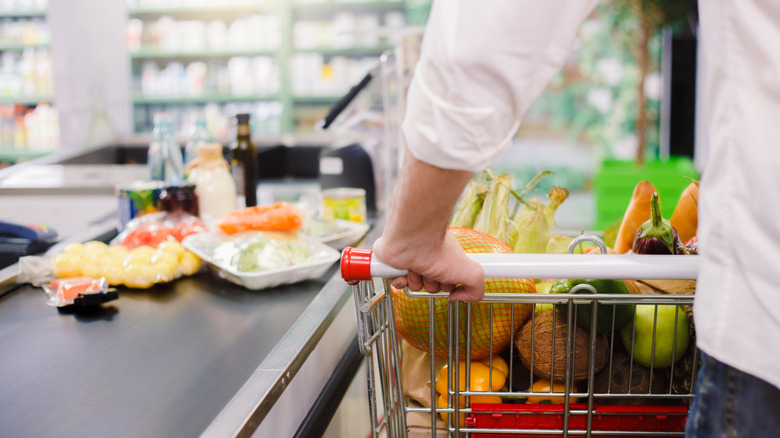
[127,5,274,16]
[0,9,46,18]
[293,45,392,55]
[129,47,278,59]
[132,92,280,104]
[293,1,403,9]
[0,95,54,104]
[0,42,49,50]
[0,148,52,162]
[292,95,340,103]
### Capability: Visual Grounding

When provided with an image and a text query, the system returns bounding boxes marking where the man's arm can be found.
[374,0,597,301]
[373,153,484,301]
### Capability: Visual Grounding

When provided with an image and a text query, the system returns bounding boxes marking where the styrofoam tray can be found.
[300,219,370,250]
[182,231,341,290]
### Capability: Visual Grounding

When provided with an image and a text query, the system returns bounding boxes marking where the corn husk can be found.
[450,171,491,228]
[509,187,569,253]
[472,172,514,242]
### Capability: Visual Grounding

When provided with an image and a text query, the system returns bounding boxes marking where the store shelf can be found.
[294,45,392,55]
[133,92,279,104]
[294,1,403,9]
[0,95,54,104]
[0,9,46,18]
[0,148,52,162]
[127,5,273,16]
[129,47,278,59]
[0,42,49,51]
[293,95,341,104]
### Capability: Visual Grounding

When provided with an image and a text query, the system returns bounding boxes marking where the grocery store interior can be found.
[0,0,706,437]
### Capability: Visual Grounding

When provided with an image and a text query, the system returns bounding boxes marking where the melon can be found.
[391,227,535,360]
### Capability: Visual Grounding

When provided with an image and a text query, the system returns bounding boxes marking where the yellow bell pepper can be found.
[526,379,580,404]
[434,356,507,425]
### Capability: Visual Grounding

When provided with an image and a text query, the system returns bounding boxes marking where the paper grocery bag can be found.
[407,405,448,438]
[401,339,447,408]
[626,279,696,295]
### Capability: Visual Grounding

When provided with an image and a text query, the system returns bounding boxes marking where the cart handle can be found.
[340,247,700,284]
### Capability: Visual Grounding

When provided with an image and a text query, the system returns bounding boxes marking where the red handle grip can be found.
[341,247,373,285]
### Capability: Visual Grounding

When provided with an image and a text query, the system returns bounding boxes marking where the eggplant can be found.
[632,192,685,255]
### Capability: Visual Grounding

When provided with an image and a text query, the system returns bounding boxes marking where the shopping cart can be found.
[341,236,700,437]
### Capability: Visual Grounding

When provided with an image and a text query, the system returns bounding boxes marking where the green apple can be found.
[621,304,689,368]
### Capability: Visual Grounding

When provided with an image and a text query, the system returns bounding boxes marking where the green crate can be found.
[594,157,699,231]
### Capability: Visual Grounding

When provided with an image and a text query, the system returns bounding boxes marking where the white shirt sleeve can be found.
[403,0,598,171]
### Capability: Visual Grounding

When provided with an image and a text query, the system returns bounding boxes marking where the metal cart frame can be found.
[341,237,700,437]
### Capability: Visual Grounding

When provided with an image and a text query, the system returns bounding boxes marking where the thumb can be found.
[448,259,484,302]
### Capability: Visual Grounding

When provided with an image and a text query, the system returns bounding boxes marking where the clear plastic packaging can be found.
[299,218,369,250]
[42,277,118,308]
[19,239,202,290]
[112,211,208,249]
[182,231,340,290]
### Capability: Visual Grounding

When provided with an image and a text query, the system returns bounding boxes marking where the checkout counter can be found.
[0,139,376,437]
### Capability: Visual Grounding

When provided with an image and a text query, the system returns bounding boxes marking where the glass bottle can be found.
[229,113,258,207]
[148,112,184,185]
[184,112,211,169]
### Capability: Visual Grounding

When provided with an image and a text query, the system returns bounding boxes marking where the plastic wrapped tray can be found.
[300,219,370,250]
[181,231,341,290]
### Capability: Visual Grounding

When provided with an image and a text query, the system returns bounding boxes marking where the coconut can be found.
[515,310,608,382]
[669,343,700,396]
[593,351,670,405]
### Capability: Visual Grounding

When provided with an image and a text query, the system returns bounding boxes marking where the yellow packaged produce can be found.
[157,240,186,260]
[125,246,156,266]
[123,263,156,289]
[51,253,82,278]
[102,263,125,286]
[107,244,130,260]
[62,242,86,256]
[178,251,201,276]
[83,240,109,253]
[80,262,105,280]
[153,250,179,282]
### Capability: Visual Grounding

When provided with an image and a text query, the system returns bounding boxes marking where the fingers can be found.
[390,274,455,294]
[390,277,408,289]
[448,285,485,302]
[407,271,423,292]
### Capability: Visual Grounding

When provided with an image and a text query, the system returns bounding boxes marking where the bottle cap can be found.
[235,113,250,124]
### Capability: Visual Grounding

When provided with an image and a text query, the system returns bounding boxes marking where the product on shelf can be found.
[291,53,376,97]
[126,14,281,53]
[0,17,50,45]
[0,48,53,97]
[0,101,58,151]
[133,101,283,138]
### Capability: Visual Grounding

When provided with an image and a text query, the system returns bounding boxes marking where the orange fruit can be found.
[391,227,535,359]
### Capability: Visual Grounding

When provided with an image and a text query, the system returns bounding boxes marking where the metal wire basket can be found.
[341,236,700,437]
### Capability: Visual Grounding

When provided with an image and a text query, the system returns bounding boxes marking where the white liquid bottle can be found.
[186,143,237,225]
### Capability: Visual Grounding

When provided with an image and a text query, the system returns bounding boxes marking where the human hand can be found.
[373,229,484,302]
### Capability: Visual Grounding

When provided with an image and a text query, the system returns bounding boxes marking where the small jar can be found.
[159,183,199,216]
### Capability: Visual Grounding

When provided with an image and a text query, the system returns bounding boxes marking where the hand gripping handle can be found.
[340,247,701,283]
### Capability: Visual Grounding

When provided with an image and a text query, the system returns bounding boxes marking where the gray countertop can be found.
[0,141,377,437]
[0,264,344,438]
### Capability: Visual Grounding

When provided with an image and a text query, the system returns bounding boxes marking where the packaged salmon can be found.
[216,202,303,235]
[43,277,118,307]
